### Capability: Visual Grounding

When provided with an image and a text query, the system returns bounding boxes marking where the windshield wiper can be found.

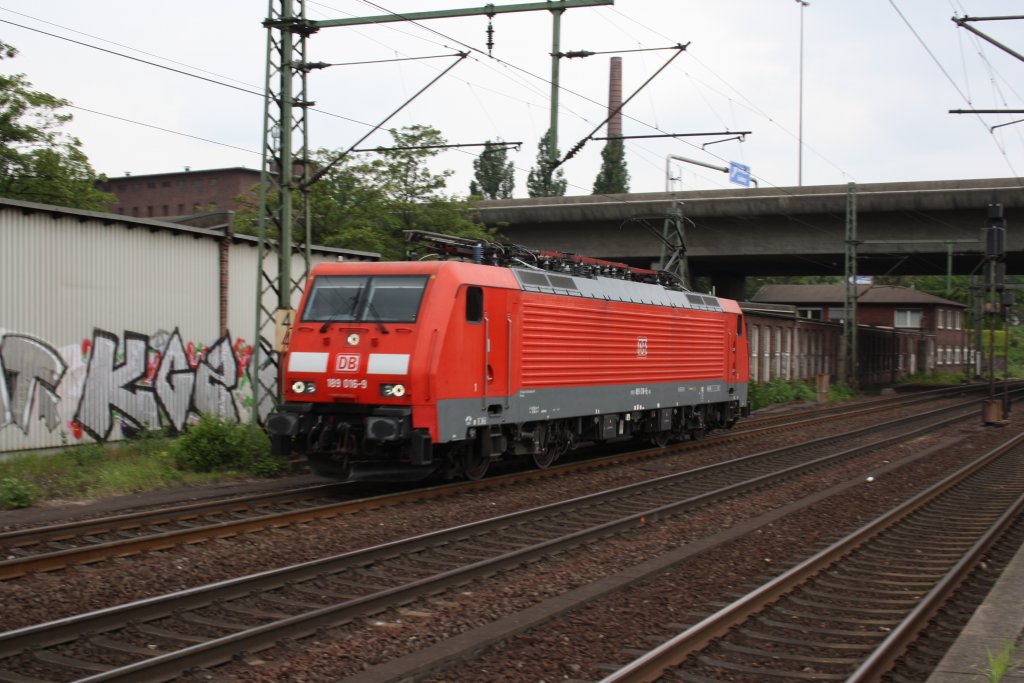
[367,302,390,335]
[319,295,359,333]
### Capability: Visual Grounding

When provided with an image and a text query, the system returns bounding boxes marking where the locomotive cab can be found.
[266,260,519,481]
[267,267,437,479]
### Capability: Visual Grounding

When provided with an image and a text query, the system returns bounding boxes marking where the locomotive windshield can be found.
[302,275,429,323]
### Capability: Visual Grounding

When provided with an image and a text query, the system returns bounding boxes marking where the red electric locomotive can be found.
[266,232,749,480]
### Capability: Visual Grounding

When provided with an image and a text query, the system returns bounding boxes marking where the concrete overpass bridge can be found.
[476,178,1024,300]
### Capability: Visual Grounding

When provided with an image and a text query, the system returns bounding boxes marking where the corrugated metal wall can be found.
[5,212,219,343]
[1,201,369,455]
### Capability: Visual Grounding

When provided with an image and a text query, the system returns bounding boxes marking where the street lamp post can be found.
[796,0,808,186]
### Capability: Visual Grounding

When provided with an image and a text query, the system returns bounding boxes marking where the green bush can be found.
[748,377,816,410]
[828,382,858,402]
[171,414,282,476]
[748,377,860,411]
[0,476,39,509]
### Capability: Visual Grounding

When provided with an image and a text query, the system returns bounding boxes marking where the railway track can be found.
[0,394,995,681]
[0,385,984,581]
[601,431,1024,683]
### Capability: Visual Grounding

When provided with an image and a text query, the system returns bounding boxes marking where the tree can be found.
[526,129,567,198]
[235,125,494,260]
[0,41,113,210]
[469,140,515,199]
[592,139,630,194]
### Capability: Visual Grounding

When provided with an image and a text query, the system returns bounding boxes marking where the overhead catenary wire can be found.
[0,2,854,250]
[2,2,769,194]
[305,52,469,188]
[555,43,689,168]
[889,0,1021,180]
[69,105,261,156]
[6,0,1015,216]
[0,18,265,98]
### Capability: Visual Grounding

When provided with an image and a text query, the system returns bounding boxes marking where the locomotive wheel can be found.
[459,444,490,480]
[531,446,558,469]
[649,432,670,448]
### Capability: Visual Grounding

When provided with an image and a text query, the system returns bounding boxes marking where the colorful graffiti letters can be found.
[0,328,252,446]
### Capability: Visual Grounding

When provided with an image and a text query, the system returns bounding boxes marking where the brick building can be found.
[751,284,972,379]
[98,167,261,219]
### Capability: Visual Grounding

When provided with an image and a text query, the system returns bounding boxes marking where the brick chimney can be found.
[608,56,623,140]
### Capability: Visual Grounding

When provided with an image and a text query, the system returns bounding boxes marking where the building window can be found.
[750,325,760,383]
[132,207,139,216]
[162,205,169,215]
[162,180,171,187]
[827,307,846,322]
[955,311,961,330]
[177,203,184,214]
[772,327,782,379]
[937,346,944,365]
[938,309,945,329]
[797,307,822,320]
[147,206,154,217]
[894,309,922,328]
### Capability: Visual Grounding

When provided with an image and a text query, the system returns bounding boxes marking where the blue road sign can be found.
[729,161,751,187]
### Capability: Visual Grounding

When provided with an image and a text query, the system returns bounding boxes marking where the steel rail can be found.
[0,387,981,580]
[848,465,1024,680]
[599,430,1024,683]
[0,482,347,546]
[0,401,989,680]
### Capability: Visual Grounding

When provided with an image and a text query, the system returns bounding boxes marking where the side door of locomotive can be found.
[464,284,511,419]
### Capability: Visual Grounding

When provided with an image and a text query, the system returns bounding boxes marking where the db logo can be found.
[637,337,648,358]
[336,354,360,373]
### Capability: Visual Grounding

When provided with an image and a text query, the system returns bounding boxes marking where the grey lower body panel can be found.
[434,380,748,443]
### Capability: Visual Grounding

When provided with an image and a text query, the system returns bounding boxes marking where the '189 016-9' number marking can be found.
[327,378,367,389]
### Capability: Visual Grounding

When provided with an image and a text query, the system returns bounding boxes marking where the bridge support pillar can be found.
[711,273,746,302]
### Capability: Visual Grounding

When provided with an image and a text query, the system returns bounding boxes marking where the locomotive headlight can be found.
[381,383,406,398]
[291,380,316,394]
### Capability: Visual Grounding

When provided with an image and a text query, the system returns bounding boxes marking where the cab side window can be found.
[466,286,483,323]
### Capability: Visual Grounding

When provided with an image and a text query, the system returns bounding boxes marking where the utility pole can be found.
[660,152,734,286]
[841,182,858,388]
[550,6,564,165]
[796,0,808,186]
[252,0,314,427]
[982,203,1007,423]
[252,0,613,426]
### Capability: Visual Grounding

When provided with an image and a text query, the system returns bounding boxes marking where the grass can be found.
[974,640,1022,683]
[899,371,973,386]
[0,415,282,510]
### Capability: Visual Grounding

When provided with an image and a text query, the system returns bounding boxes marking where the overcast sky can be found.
[2,1,1022,198]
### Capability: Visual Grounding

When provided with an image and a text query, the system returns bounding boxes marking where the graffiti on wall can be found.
[0,327,254,446]
[0,334,68,436]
